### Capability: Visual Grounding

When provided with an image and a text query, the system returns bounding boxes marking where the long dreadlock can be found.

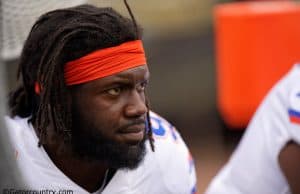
[8,3,155,151]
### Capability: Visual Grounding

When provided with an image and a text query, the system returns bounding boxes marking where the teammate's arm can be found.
[279,141,300,194]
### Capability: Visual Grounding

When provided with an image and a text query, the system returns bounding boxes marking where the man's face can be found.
[70,65,150,170]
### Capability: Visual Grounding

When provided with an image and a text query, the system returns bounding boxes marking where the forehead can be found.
[109,65,149,80]
[79,65,150,89]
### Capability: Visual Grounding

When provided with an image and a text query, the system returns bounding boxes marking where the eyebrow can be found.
[113,69,150,80]
[106,76,149,86]
[101,73,149,86]
[82,67,150,91]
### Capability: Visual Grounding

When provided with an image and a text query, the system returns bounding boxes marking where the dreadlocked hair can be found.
[8,4,155,151]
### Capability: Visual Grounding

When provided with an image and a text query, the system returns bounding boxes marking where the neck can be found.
[42,135,110,193]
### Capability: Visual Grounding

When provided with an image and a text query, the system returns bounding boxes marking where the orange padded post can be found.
[214,1,300,129]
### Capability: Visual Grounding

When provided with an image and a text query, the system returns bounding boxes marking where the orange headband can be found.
[64,40,147,85]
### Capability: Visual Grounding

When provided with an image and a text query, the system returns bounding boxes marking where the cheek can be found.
[85,98,124,130]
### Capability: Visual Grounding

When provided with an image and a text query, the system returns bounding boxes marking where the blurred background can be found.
[2,0,300,193]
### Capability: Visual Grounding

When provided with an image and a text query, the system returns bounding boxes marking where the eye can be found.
[106,87,122,96]
[136,81,148,92]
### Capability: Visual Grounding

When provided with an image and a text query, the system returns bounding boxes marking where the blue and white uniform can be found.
[5,111,197,194]
[206,64,300,194]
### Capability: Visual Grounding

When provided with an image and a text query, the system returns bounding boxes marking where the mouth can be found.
[118,123,146,144]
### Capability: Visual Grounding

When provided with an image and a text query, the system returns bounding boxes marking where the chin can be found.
[71,133,147,170]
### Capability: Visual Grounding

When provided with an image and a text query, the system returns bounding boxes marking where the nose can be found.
[124,90,147,118]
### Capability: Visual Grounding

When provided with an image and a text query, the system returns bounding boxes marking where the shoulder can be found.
[279,65,300,193]
[259,64,300,108]
[149,111,191,157]
[146,111,197,193]
[256,64,300,112]
[4,116,31,137]
[3,115,39,156]
[245,64,300,145]
[149,111,182,144]
[206,65,300,194]
[284,65,300,145]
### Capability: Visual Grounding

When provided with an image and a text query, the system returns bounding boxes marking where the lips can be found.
[118,123,146,144]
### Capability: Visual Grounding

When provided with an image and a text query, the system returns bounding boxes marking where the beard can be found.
[70,110,147,170]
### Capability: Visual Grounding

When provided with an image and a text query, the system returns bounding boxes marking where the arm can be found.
[278,141,300,194]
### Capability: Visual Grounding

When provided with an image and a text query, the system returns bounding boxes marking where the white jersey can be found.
[206,64,300,194]
[5,111,197,194]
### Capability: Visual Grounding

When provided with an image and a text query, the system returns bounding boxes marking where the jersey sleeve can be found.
[286,85,300,145]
